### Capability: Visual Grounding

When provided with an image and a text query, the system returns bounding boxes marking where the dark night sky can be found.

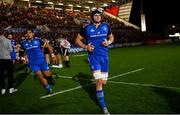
[129,0,179,35]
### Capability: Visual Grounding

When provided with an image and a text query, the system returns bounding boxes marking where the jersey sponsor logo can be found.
[26,46,39,50]
[90,33,107,38]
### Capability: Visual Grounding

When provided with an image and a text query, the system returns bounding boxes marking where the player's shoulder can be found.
[81,23,92,29]
[34,37,42,40]
[101,22,110,26]
[34,37,44,43]
[21,39,27,44]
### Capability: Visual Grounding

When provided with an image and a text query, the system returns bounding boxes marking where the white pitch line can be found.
[40,68,143,99]
[40,83,92,99]
[108,81,180,90]
[55,68,144,80]
[55,75,72,79]
[108,68,144,80]
[72,54,87,57]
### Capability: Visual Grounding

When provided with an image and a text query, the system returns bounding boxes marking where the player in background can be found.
[0,30,18,95]
[42,38,51,65]
[60,36,71,67]
[21,28,56,94]
[51,38,63,68]
[75,8,114,114]
[16,36,31,73]
[7,33,17,64]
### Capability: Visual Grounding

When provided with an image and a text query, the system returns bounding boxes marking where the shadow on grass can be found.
[152,87,180,113]
[72,72,99,106]
[83,58,89,64]
[14,64,27,71]
[14,72,29,88]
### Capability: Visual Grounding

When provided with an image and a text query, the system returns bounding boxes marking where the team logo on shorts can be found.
[91,65,94,70]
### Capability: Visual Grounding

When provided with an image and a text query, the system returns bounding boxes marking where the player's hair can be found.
[26,28,34,33]
[7,32,13,35]
[91,9,102,23]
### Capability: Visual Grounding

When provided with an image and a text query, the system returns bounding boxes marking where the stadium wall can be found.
[69,39,171,53]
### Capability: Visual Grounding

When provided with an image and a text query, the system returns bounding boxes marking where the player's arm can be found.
[102,33,114,47]
[75,34,93,51]
[102,25,114,46]
[108,33,114,44]
[44,41,57,64]
[75,34,94,52]
[8,41,13,52]
[17,43,24,51]
[66,40,71,47]
[44,41,54,57]
[75,34,87,49]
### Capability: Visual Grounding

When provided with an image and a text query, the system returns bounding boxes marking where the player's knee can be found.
[102,80,107,85]
[93,71,101,80]
[102,72,108,85]
[36,71,44,79]
[96,79,103,87]
[44,71,52,77]
[36,71,42,76]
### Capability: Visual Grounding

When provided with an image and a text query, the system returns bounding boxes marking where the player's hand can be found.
[51,56,57,64]
[102,39,110,46]
[86,43,94,52]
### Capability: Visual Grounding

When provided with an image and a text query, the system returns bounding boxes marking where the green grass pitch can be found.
[0,42,180,114]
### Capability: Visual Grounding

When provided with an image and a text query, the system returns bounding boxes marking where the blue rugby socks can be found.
[46,76,55,86]
[96,90,106,109]
[44,84,52,94]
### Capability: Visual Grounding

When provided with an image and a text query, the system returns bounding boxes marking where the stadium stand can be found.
[0,1,169,49]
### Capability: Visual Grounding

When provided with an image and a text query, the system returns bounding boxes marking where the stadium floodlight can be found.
[68,4,73,7]
[85,6,90,9]
[102,3,108,7]
[55,8,63,10]
[74,10,80,12]
[58,3,63,5]
[65,9,72,11]
[88,1,93,3]
[141,14,146,32]
[48,2,53,4]
[172,25,175,28]
[83,10,89,12]
[36,0,42,3]
[76,5,82,7]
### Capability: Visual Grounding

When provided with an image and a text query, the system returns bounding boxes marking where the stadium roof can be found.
[23,0,121,11]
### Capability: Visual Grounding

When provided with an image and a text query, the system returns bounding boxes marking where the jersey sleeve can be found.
[79,26,87,39]
[20,40,25,50]
[37,38,45,47]
[107,24,112,35]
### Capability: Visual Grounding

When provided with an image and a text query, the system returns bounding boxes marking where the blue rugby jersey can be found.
[21,37,45,64]
[11,39,16,52]
[79,22,112,56]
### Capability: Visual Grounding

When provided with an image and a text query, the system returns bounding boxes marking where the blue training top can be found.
[21,37,45,64]
[11,39,16,52]
[79,22,112,56]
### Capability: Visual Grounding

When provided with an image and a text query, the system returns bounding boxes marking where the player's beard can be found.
[93,19,101,24]
[93,17,102,23]
[27,36,33,40]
